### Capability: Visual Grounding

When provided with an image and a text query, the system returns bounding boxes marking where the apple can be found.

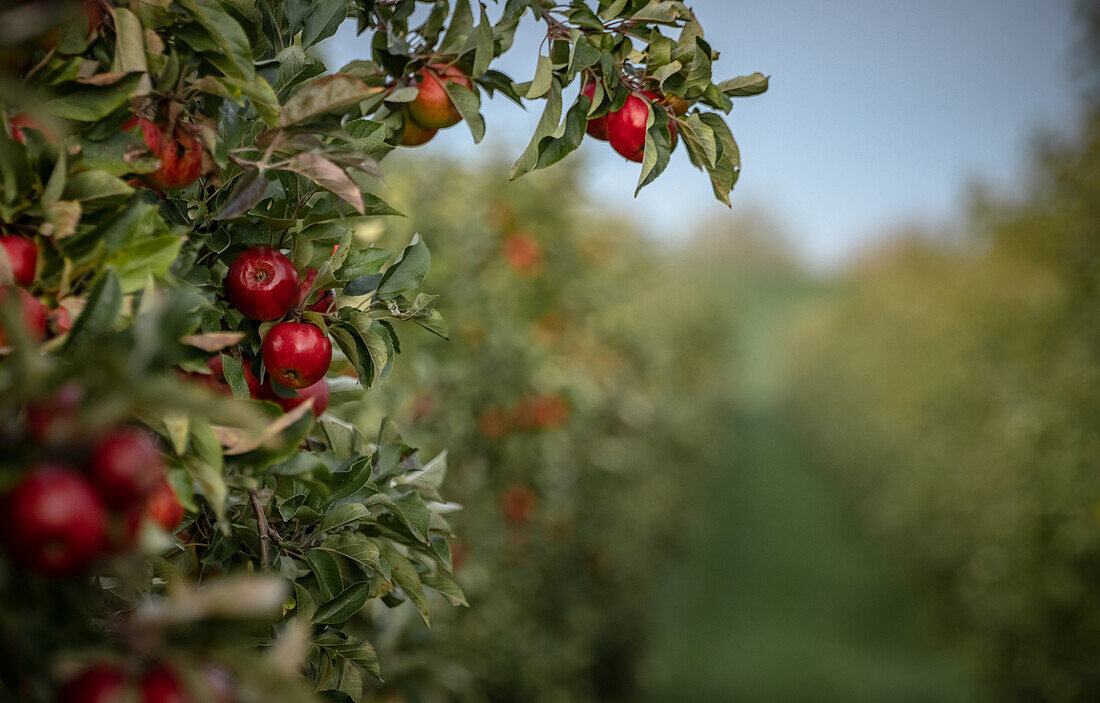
[47,304,72,336]
[297,268,336,314]
[87,428,164,509]
[399,113,438,147]
[141,666,194,703]
[9,113,59,145]
[477,406,511,440]
[408,64,472,130]
[661,94,692,115]
[501,484,537,526]
[0,236,36,287]
[126,116,204,191]
[200,355,262,398]
[580,82,609,141]
[57,664,129,703]
[262,377,329,416]
[0,285,47,346]
[501,232,543,276]
[513,394,569,431]
[606,93,678,163]
[1,465,107,576]
[26,382,83,444]
[225,246,300,320]
[144,477,185,533]
[261,322,331,389]
[84,0,107,33]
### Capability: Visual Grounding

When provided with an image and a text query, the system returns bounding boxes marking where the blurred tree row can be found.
[786,96,1100,700]
[320,157,736,702]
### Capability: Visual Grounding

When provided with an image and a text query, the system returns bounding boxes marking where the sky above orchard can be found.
[324,0,1082,268]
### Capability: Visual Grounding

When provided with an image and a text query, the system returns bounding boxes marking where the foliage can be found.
[0,0,763,701]
[786,111,1100,703]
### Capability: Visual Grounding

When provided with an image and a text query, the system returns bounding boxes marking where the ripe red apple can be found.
[297,268,336,313]
[1,465,107,576]
[399,113,438,146]
[0,236,37,286]
[501,232,543,276]
[0,285,47,346]
[144,477,185,533]
[606,93,678,163]
[501,484,537,526]
[200,355,262,398]
[57,664,129,703]
[141,666,194,703]
[408,64,472,130]
[261,322,331,389]
[126,116,204,191]
[26,382,83,444]
[581,82,609,141]
[87,427,164,510]
[47,304,72,336]
[262,377,329,416]
[225,246,300,320]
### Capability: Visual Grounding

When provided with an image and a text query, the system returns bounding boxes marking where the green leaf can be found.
[183,419,228,521]
[47,74,143,121]
[313,582,371,626]
[216,170,270,219]
[391,492,431,543]
[63,171,134,202]
[105,235,183,293]
[525,55,553,99]
[438,0,474,54]
[320,533,380,570]
[442,82,485,143]
[63,270,121,352]
[511,78,562,179]
[111,8,147,74]
[718,72,770,97]
[376,236,430,300]
[177,0,255,80]
[306,549,344,601]
[635,107,675,196]
[280,74,380,127]
[283,154,364,214]
[314,632,381,680]
[375,541,429,625]
[699,112,741,207]
[301,0,347,47]
[321,503,371,533]
[472,3,495,77]
[421,572,468,607]
[219,354,251,399]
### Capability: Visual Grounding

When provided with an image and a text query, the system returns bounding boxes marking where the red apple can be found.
[1,465,107,576]
[47,304,72,336]
[399,113,438,146]
[9,113,59,144]
[225,246,300,320]
[26,382,83,444]
[408,64,472,130]
[501,232,543,276]
[262,377,329,416]
[87,428,164,510]
[501,484,537,526]
[127,116,204,191]
[56,664,129,703]
[0,236,37,286]
[141,666,194,703]
[261,322,331,389]
[144,477,185,533]
[581,82,609,141]
[296,268,336,314]
[606,93,677,163]
[0,285,47,346]
[200,355,262,398]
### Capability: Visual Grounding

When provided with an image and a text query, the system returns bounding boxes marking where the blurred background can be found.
[324,1,1100,701]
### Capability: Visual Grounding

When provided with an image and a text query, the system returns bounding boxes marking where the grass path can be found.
[642,273,978,702]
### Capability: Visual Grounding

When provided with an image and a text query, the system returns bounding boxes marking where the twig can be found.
[250,490,271,570]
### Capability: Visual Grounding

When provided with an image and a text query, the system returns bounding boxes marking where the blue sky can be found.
[325,1,1082,267]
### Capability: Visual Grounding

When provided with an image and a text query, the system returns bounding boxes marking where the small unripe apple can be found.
[580,82,609,141]
[606,93,678,163]
[408,64,472,130]
[0,236,37,287]
[1,465,107,576]
[144,477,185,533]
[261,322,332,389]
[127,116,205,191]
[200,355,263,398]
[0,285,47,346]
[225,246,300,321]
[398,113,438,147]
[56,664,129,703]
[501,484,537,526]
[262,377,329,416]
[297,268,336,313]
[141,666,194,703]
[87,427,164,510]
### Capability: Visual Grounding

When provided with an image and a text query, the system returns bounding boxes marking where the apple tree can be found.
[0,1,765,701]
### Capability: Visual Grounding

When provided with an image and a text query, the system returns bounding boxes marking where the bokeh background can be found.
[324,1,1100,701]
